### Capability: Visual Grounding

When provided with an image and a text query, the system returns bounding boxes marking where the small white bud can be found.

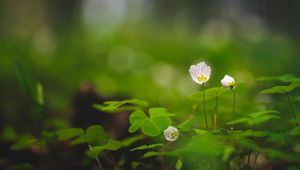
[221,75,235,89]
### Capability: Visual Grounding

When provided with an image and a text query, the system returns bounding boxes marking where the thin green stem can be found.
[202,83,208,130]
[231,88,236,131]
[214,96,219,129]
[88,144,104,170]
[286,93,298,125]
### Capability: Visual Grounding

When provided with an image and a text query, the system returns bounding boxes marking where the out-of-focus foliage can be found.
[1,1,300,170]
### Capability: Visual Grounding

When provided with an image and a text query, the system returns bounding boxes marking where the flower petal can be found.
[189,62,211,85]
[164,126,179,141]
[221,75,235,88]
[189,65,201,84]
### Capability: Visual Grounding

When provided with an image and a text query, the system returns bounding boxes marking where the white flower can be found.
[221,75,235,89]
[189,62,211,85]
[164,126,179,142]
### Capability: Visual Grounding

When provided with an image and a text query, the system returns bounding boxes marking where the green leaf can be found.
[142,114,171,137]
[227,118,250,125]
[42,131,57,139]
[260,81,300,94]
[290,81,300,91]
[58,128,84,140]
[149,107,176,117]
[236,130,269,137]
[93,104,111,111]
[260,85,291,94]
[131,161,141,169]
[257,74,300,83]
[267,132,286,144]
[151,115,171,131]
[210,128,232,135]
[194,129,208,135]
[177,119,192,131]
[222,146,234,161]
[143,151,164,158]
[1,126,17,141]
[94,99,148,112]
[104,140,122,150]
[35,82,44,105]
[149,107,167,116]
[126,99,149,107]
[14,61,44,106]
[248,115,281,125]
[130,143,163,151]
[10,135,36,151]
[121,135,145,147]
[86,125,109,146]
[14,62,35,100]
[71,135,87,145]
[129,107,172,137]
[103,99,148,107]
[234,137,259,150]
[248,110,279,119]
[87,146,104,157]
[228,110,280,126]
[175,158,183,170]
[141,118,161,136]
[290,117,300,124]
[290,126,300,136]
[129,110,147,133]
[87,139,122,158]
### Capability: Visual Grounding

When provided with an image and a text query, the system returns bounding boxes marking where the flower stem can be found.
[202,83,208,130]
[286,93,298,125]
[214,95,219,129]
[231,88,236,131]
[88,144,104,170]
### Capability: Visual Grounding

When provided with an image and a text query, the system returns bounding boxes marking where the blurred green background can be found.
[1,0,300,130]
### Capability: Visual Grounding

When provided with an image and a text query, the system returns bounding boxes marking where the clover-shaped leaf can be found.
[129,110,147,133]
[129,107,172,137]
[86,125,109,146]
[141,119,161,136]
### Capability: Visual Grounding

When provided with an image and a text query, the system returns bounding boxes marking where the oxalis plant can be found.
[5,61,300,170]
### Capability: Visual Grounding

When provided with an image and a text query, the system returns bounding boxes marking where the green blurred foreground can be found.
[1,1,300,170]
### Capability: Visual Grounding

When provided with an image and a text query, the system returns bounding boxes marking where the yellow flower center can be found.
[228,82,235,88]
[197,74,208,82]
[170,131,178,138]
